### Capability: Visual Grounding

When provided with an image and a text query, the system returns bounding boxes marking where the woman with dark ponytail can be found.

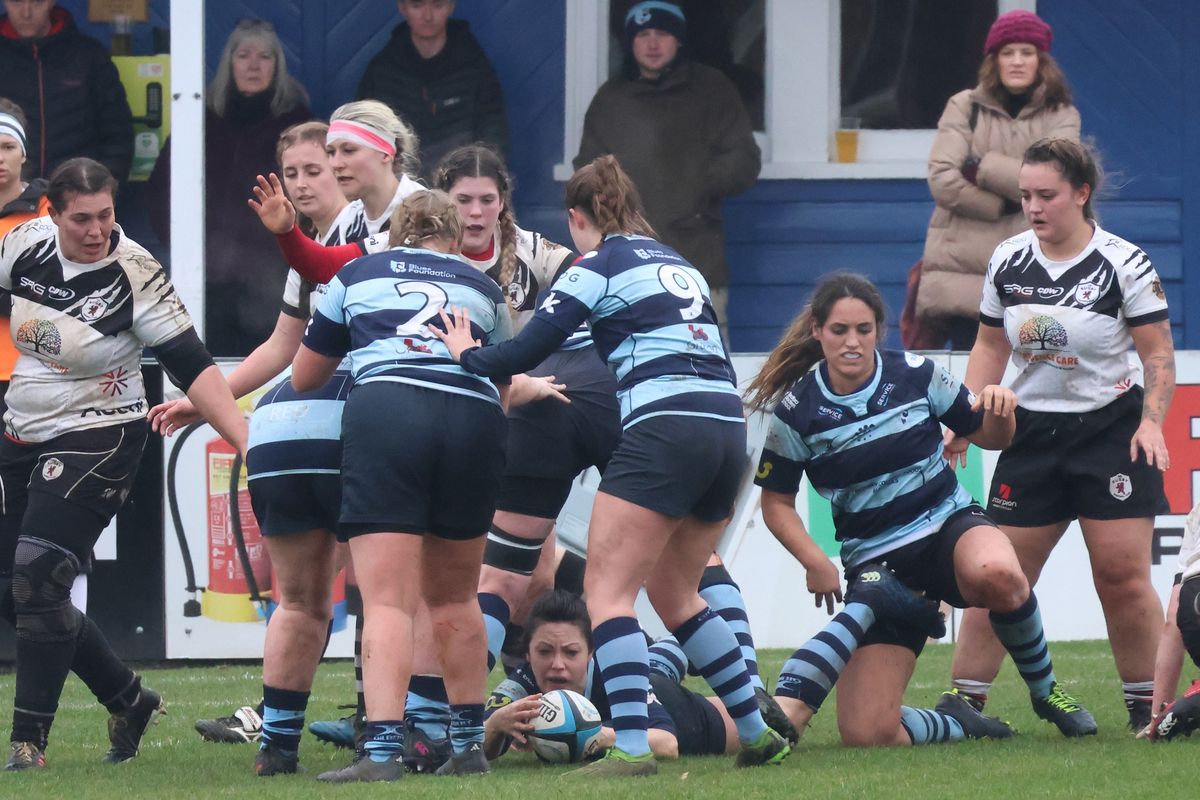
[748,271,1091,749]
[434,154,789,776]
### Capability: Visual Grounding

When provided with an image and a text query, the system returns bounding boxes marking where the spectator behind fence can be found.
[357,0,507,176]
[573,1,759,344]
[147,19,311,357]
[908,10,1079,350]
[0,0,133,182]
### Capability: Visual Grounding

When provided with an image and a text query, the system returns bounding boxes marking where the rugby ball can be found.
[528,689,604,764]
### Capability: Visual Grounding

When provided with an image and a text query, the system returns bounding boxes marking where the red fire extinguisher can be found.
[201,436,272,622]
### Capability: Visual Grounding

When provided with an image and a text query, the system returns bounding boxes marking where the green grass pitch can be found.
[0,640,1191,799]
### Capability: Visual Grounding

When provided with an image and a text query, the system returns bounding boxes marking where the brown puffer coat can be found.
[916,85,1080,321]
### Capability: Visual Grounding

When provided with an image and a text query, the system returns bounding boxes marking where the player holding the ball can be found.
[484,591,793,764]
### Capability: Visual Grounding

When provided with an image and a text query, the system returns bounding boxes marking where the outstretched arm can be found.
[248,174,362,283]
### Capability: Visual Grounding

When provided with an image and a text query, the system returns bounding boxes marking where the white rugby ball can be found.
[528,688,604,764]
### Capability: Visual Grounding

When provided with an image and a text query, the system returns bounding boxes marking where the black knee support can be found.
[483,526,544,576]
[11,536,83,642]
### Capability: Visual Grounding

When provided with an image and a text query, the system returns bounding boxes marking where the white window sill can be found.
[553,159,928,182]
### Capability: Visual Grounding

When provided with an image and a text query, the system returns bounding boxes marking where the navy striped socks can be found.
[673,606,767,742]
[592,616,651,756]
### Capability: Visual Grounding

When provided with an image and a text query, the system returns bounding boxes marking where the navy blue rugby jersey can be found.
[532,234,741,428]
[303,246,513,406]
[755,350,984,568]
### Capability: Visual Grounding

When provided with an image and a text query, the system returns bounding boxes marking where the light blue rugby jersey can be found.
[532,234,742,427]
[303,246,513,405]
[247,203,367,482]
[754,351,985,568]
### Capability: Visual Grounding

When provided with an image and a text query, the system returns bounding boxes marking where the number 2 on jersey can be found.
[394,281,448,336]
[658,264,704,320]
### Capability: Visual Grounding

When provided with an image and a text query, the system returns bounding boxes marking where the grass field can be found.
[0,640,1190,799]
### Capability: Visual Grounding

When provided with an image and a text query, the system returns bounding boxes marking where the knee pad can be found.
[11,536,83,642]
[483,526,543,576]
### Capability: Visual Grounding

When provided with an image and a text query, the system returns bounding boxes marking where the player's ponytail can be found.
[565,155,656,238]
[744,272,887,411]
[388,189,463,250]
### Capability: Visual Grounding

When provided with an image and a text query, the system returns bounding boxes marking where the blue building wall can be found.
[59,0,1195,352]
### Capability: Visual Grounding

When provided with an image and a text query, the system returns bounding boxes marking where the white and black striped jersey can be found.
[1179,502,1200,583]
[466,227,574,335]
[0,218,195,441]
[980,225,1168,414]
[341,174,425,243]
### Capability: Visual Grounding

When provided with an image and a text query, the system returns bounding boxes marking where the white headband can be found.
[0,113,26,155]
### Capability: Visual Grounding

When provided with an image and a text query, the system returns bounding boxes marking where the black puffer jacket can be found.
[356,19,507,174]
[0,7,133,181]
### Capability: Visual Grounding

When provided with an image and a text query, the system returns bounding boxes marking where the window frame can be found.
[556,0,1037,181]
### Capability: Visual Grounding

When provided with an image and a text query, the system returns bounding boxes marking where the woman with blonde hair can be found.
[910,9,1079,350]
[293,189,512,782]
[146,18,311,356]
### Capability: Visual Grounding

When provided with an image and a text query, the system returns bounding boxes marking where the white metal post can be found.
[168,0,205,339]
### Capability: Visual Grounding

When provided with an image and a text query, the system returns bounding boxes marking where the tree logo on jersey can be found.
[1018,315,1068,351]
[1075,281,1102,305]
[15,319,61,355]
[1109,473,1132,501]
[41,457,64,481]
[100,367,129,396]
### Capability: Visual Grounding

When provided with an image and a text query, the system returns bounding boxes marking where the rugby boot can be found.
[4,741,45,771]
[254,743,299,776]
[317,754,404,783]
[735,728,791,767]
[308,706,362,749]
[433,742,489,776]
[755,687,800,745]
[1032,682,1097,737]
[1150,679,1200,741]
[845,563,946,639]
[104,687,166,763]
[564,746,658,778]
[935,689,1014,739]
[1127,698,1153,734]
[195,705,262,744]
[402,720,451,773]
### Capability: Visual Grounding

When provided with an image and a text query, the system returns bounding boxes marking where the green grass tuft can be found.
[0,641,1190,799]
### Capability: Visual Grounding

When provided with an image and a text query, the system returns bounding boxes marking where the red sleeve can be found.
[275,225,364,283]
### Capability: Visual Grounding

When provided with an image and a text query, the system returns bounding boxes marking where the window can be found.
[558,0,1036,180]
